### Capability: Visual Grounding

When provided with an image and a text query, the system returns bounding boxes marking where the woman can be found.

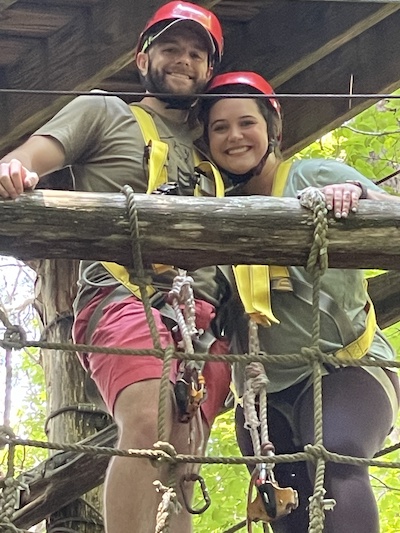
[201,72,400,533]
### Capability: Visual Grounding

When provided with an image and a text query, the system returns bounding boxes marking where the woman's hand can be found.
[321,182,365,218]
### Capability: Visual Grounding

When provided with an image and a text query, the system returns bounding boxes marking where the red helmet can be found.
[137,1,223,65]
[207,71,281,119]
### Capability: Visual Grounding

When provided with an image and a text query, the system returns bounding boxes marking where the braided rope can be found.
[243,322,275,484]
[122,185,162,351]
[1,329,400,370]
[0,428,30,533]
[299,187,332,533]
[168,270,197,354]
[153,480,181,533]
[1,186,399,533]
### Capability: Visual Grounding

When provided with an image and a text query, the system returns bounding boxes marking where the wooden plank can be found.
[1,191,400,270]
[303,0,400,3]
[220,2,400,87]
[22,0,101,5]
[0,0,18,12]
[0,5,74,37]
[279,10,400,156]
[0,0,164,154]
[0,36,37,67]
[13,423,117,529]
[369,271,400,330]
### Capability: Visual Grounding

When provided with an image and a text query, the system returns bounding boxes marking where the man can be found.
[0,3,230,532]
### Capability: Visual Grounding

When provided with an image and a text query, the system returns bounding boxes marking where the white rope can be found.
[169,270,205,471]
[168,269,197,354]
[153,480,181,533]
[243,320,275,479]
[297,186,326,209]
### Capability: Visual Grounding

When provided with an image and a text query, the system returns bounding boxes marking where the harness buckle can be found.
[174,362,207,423]
[192,168,216,197]
[153,182,179,195]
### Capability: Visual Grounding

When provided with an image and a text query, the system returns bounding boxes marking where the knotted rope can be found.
[299,186,334,533]
[153,480,182,533]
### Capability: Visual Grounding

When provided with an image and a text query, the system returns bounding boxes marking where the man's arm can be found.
[0,135,66,199]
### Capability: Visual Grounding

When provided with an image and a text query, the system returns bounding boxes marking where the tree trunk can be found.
[34,258,108,533]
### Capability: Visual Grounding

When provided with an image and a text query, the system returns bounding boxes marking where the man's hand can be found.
[0,159,39,199]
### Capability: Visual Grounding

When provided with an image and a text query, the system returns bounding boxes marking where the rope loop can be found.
[151,441,178,468]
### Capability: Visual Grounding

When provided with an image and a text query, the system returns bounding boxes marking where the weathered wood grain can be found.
[1,1,400,158]
[1,190,400,270]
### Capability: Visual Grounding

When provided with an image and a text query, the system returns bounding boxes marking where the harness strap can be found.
[194,157,225,198]
[291,279,356,346]
[233,161,293,326]
[232,160,377,360]
[130,105,169,194]
[233,265,279,327]
[335,289,377,360]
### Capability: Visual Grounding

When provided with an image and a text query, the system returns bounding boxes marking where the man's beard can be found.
[141,61,207,110]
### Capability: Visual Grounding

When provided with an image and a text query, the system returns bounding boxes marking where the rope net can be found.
[1,186,400,533]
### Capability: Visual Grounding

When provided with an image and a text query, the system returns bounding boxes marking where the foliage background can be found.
[1,91,400,532]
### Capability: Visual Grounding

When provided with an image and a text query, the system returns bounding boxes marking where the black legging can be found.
[235,367,399,533]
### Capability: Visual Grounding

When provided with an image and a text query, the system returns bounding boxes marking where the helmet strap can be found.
[226,140,276,185]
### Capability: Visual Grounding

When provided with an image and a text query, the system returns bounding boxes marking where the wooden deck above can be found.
[1,0,400,157]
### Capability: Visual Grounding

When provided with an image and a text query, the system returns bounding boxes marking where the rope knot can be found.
[151,441,178,468]
[304,443,328,463]
[0,427,15,450]
[298,186,327,212]
[301,346,325,365]
[2,325,26,348]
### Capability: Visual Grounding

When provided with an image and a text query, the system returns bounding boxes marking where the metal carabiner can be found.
[179,473,211,515]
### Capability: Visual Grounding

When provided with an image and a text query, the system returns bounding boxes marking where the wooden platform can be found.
[1,0,400,157]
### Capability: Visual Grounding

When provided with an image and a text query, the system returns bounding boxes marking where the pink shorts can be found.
[73,289,231,427]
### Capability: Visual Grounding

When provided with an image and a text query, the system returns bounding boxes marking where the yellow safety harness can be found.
[99,106,376,362]
[101,104,225,297]
[233,162,293,327]
[232,160,377,360]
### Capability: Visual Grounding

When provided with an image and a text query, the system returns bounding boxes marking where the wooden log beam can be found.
[369,271,400,329]
[1,190,400,270]
[13,423,117,529]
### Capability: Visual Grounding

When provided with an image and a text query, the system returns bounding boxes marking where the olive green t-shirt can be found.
[227,158,396,395]
[34,94,228,310]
